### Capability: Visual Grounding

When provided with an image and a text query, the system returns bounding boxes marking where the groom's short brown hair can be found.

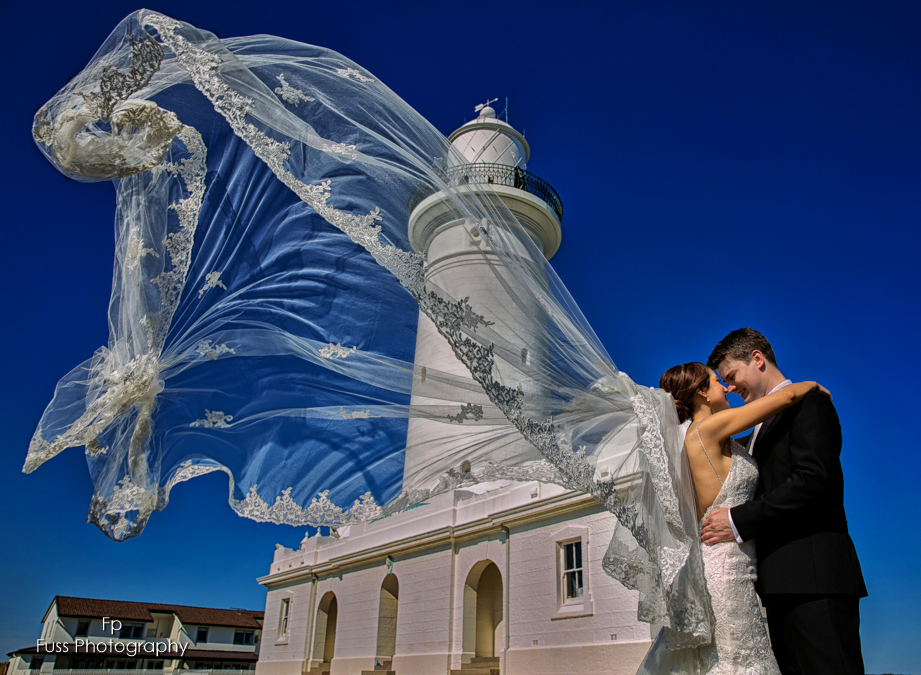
[707,328,778,369]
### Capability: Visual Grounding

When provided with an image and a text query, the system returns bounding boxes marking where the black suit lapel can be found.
[752,412,781,458]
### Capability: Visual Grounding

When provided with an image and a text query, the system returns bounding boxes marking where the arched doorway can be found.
[376,575,399,663]
[313,592,338,668]
[462,561,503,660]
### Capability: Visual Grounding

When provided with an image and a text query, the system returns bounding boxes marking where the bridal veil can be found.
[28,11,712,656]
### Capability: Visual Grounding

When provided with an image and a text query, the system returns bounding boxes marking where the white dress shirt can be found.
[727,379,793,543]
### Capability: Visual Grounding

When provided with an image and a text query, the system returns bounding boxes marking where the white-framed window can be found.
[75,620,90,637]
[196,627,209,643]
[279,598,290,636]
[552,525,592,619]
[561,540,584,602]
[29,657,44,671]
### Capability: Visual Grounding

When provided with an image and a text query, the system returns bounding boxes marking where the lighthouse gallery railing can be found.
[407,162,563,223]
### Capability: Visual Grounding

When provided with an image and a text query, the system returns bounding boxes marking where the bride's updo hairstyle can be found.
[660,362,711,423]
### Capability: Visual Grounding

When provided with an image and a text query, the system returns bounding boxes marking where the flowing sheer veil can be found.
[28,11,713,656]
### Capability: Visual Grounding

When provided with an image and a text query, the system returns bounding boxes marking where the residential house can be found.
[8,596,263,674]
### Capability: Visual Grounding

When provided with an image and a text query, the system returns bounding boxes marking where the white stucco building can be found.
[255,106,651,675]
[8,596,263,674]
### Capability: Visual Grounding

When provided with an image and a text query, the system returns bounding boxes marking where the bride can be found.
[658,362,829,674]
[25,10,809,672]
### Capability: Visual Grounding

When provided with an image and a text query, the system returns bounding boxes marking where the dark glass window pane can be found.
[575,542,582,568]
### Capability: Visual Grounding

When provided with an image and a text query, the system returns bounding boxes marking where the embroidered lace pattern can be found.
[191,410,234,428]
[321,142,358,159]
[26,352,163,473]
[32,31,182,181]
[125,226,160,272]
[86,438,109,458]
[145,125,208,352]
[698,441,780,674]
[77,33,164,120]
[318,343,356,359]
[199,271,226,297]
[88,476,158,541]
[274,74,314,106]
[631,388,683,529]
[447,403,484,423]
[195,340,236,360]
[335,67,375,83]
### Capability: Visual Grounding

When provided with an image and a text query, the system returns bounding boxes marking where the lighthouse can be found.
[403,103,564,491]
[259,103,651,675]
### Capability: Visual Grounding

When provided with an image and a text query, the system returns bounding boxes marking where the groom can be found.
[701,328,867,674]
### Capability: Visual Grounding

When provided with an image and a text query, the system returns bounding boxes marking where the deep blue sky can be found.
[1,2,918,672]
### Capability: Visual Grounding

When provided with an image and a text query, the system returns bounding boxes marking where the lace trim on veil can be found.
[28,11,713,652]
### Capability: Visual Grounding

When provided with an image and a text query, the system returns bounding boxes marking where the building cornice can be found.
[257,489,603,588]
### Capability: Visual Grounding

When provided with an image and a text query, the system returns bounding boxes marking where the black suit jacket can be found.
[730,391,867,597]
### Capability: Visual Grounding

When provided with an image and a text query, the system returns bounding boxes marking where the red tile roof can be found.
[51,597,263,628]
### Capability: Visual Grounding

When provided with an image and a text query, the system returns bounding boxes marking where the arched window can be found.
[376,575,399,662]
[462,561,503,660]
[312,592,338,666]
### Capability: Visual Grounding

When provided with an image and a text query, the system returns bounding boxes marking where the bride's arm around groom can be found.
[701,328,867,675]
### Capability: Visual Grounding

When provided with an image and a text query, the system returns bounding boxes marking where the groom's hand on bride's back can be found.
[701,508,737,545]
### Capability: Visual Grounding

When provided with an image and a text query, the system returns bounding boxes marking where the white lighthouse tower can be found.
[402,103,563,490]
[257,104,650,675]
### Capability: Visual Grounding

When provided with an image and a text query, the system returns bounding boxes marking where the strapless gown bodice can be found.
[699,440,780,675]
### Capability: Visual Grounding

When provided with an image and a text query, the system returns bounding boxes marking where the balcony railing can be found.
[407,163,563,223]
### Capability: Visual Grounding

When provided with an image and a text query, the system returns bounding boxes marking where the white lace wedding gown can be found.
[698,440,780,674]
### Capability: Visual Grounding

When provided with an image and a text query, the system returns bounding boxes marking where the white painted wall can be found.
[258,483,651,675]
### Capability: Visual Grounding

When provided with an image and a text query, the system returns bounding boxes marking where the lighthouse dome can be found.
[448,106,530,169]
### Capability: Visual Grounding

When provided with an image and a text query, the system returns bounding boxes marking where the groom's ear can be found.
[751,350,767,371]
